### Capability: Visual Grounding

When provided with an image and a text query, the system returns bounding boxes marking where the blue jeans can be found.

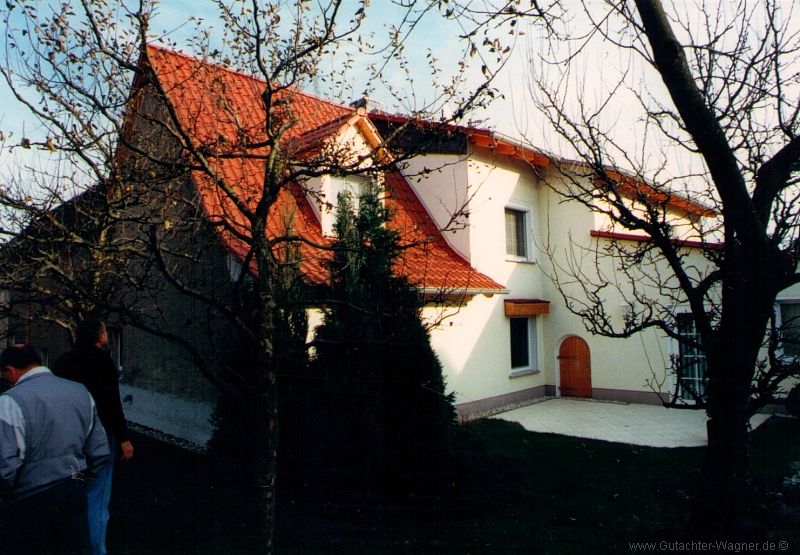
[87,435,114,555]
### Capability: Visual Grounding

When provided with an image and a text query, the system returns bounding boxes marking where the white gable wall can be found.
[407,148,552,415]
[300,122,380,236]
[398,154,472,259]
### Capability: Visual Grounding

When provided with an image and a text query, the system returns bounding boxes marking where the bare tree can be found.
[522,0,800,538]
[0,0,549,551]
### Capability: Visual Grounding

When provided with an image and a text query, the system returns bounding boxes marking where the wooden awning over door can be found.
[504,299,550,317]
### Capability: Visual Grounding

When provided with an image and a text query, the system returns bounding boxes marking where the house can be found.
[386,126,720,415]
[5,45,722,444]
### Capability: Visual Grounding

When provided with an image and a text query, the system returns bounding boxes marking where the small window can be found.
[319,175,374,235]
[226,253,243,282]
[509,316,538,374]
[676,313,707,401]
[505,208,527,258]
[108,327,123,376]
[331,175,367,210]
[779,302,800,359]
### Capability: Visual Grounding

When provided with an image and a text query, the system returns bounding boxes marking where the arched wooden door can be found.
[558,336,592,398]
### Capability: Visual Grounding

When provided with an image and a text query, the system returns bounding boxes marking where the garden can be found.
[107,414,800,554]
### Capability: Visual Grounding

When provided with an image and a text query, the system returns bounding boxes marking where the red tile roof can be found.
[140,45,504,294]
[370,112,717,219]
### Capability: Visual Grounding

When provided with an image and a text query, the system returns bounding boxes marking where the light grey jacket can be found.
[0,367,110,501]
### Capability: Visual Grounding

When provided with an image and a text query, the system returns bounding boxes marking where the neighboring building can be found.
[2,45,728,444]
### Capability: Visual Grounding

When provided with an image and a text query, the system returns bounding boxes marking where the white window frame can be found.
[319,174,379,236]
[674,312,707,402]
[108,327,123,375]
[330,175,368,210]
[508,315,539,377]
[504,200,535,263]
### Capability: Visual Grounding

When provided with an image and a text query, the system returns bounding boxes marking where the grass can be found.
[107,415,800,554]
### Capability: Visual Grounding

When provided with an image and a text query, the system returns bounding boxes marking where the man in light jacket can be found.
[0,344,110,555]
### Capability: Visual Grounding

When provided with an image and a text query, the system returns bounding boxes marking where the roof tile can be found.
[143,45,504,293]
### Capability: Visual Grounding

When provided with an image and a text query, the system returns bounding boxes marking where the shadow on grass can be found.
[107,416,800,554]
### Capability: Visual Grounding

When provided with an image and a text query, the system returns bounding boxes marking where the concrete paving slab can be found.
[492,398,771,448]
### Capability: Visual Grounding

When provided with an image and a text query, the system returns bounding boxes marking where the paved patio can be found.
[493,397,772,448]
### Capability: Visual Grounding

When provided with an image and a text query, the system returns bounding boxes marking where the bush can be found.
[309,184,457,497]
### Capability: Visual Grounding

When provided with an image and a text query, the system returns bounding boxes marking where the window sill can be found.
[509,368,539,379]
[506,256,537,265]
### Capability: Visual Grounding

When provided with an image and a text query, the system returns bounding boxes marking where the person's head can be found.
[76,318,108,350]
[0,344,42,386]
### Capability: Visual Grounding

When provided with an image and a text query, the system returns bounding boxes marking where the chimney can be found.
[350,97,388,114]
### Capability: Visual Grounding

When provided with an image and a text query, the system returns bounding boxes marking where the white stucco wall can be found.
[466,150,541,280]
[412,148,550,409]
[423,296,546,407]
[416,150,718,410]
[535,167,721,399]
[592,199,720,244]
[398,154,472,259]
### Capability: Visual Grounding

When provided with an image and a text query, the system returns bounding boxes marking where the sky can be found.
[1,0,797,190]
[0,0,544,185]
[0,0,532,179]
[144,0,534,127]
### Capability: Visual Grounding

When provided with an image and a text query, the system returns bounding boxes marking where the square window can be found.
[779,302,800,358]
[331,175,367,210]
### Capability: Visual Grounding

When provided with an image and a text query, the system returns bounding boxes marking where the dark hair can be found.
[0,344,42,370]
[76,318,105,349]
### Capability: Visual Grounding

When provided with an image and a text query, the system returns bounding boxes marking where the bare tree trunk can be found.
[692,375,751,538]
[249,226,280,555]
[692,269,774,539]
[249,381,279,554]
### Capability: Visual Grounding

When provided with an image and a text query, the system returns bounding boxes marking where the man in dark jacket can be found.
[54,319,134,555]
[0,344,110,555]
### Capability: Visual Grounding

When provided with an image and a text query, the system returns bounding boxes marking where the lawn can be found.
[107,415,800,554]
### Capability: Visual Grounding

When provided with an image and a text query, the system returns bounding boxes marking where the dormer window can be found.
[306,173,381,236]
[330,175,367,211]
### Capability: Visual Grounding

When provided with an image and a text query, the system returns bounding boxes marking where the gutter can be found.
[420,287,511,297]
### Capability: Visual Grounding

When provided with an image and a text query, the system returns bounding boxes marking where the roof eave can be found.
[420,287,510,297]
